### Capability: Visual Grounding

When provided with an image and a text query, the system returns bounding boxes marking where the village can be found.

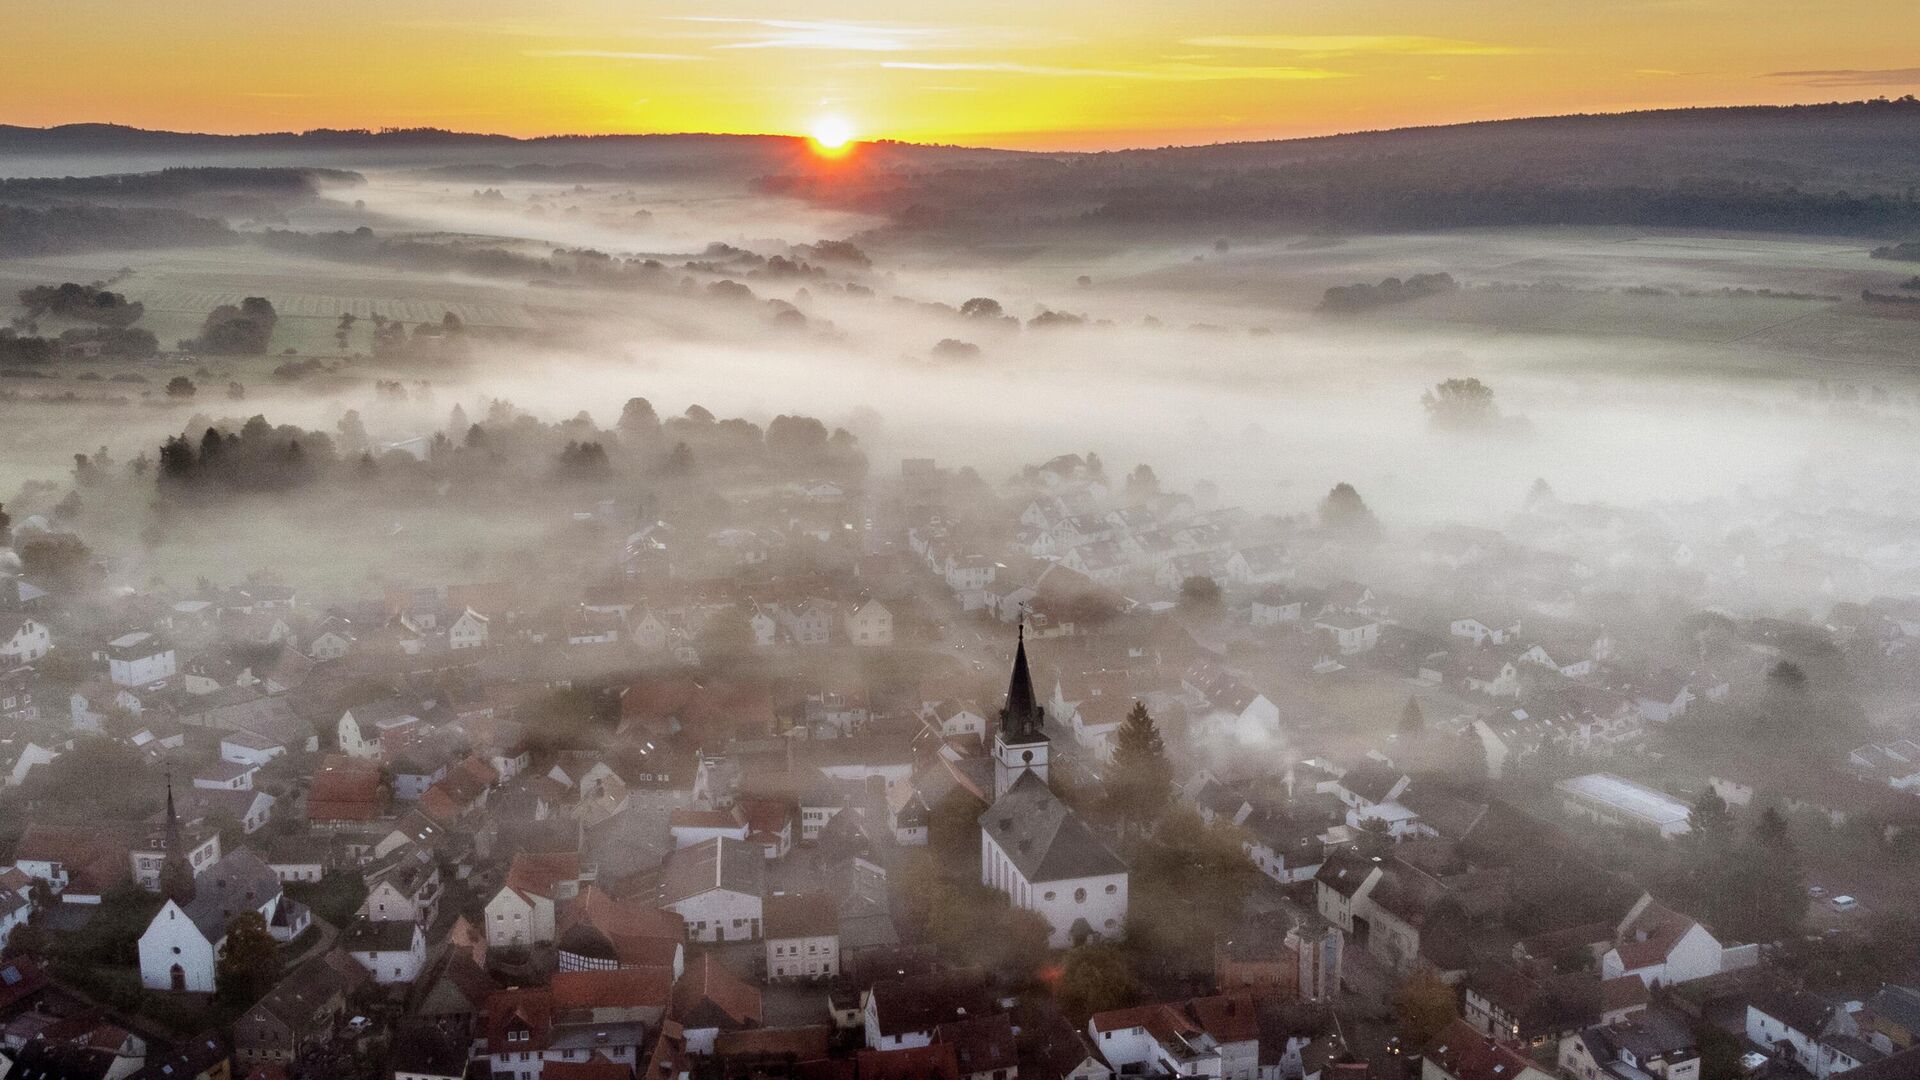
[1,428,1919,1080]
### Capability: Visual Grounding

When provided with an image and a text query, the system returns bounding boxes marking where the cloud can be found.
[1760,67,1920,86]
[1181,34,1530,57]
[528,49,707,62]
[668,17,961,53]
[880,60,1347,82]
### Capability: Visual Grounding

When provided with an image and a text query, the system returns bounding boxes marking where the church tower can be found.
[993,624,1050,798]
[158,773,196,906]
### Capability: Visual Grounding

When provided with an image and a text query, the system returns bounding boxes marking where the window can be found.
[1105,884,1117,894]
[1074,888,1087,903]
[1044,891,1056,901]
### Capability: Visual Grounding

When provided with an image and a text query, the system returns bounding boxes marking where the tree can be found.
[1057,944,1140,1019]
[1422,377,1498,431]
[1399,697,1425,736]
[1126,808,1258,975]
[166,375,196,398]
[1108,701,1172,832]
[1124,464,1160,501]
[1319,482,1380,541]
[1178,575,1222,611]
[215,911,279,1005]
[618,397,662,442]
[1394,968,1458,1047]
[1688,788,1731,835]
[960,297,1003,319]
[1755,807,1790,847]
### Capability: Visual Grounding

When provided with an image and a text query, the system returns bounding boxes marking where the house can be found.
[653,836,765,943]
[1747,990,1882,1078]
[11,823,131,902]
[764,892,839,982]
[479,972,660,1078]
[138,850,306,992]
[358,842,441,925]
[555,884,687,976]
[935,1012,1020,1080]
[132,1031,231,1080]
[1558,1010,1700,1080]
[305,755,386,827]
[863,974,997,1051]
[1462,965,1615,1049]
[1601,895,1753,988]
[1314,613,1380,656]
[1450,615,1520,647]
[0,614,51,663]
[343,917,428,984]
[846,601,895,647]
[335,699,420,759]
[233,955,354,1066]
[1422,1019,1556,1080]
[448,607,491,650]
[105,631,177,687]
[1086,992,1262,1080]
[674,953,763,1054]
[484,851,582,948]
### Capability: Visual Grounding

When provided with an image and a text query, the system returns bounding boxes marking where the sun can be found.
[808,115,856,156]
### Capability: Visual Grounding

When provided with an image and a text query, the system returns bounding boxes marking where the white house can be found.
[1745,991,1876,1078]
[483,852,580,949]
[0,615,51,663]
[336,699,421,759]
[1314,614,1380,656]
[343,918,428,984]
[106,632,176,688]
[764,892,839,982]
[447,608,490,650]
[1601,895,1748,988]
[138,850,302,993]
[655,836,765,943]
[845,601,894,647]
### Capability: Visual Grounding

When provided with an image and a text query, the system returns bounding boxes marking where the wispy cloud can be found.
[528,49,707,62]
[1761,67,1920,86]
[1182,34,1530,57]
[669,17,961,53]
[881,60,1346,82]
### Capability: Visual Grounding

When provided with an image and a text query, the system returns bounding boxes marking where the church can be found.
[978,627,1129,948]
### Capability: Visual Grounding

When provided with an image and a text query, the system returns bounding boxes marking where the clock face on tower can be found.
[1022,750,1033,763]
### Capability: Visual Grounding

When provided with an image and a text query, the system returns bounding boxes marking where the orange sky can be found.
[4,0,1918,149]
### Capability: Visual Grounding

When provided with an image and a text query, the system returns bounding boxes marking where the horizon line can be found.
[6,96,1917,156]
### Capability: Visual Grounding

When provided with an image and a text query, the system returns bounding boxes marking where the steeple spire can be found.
[1000,620,1043,742]
[159,771,196,905]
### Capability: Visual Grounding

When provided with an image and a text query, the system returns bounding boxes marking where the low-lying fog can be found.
[6,164,1920,607]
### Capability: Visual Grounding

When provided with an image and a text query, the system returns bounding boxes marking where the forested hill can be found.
[7,100,1920,237]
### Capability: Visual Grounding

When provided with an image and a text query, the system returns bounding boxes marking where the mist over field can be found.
[8,110,1920,1067]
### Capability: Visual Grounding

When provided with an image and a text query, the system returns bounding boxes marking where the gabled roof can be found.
[977,771,1125,883]
[672,953,762,1030]
[656,834,759,902]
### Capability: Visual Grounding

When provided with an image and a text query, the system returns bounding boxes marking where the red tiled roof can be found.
[857,1044,961,1080]
[551,968,674,1011]
[505,851,582,899]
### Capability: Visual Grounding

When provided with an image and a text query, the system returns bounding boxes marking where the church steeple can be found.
[992,623,1049,798]
[159,772,196,905]
[999,622,1044,742]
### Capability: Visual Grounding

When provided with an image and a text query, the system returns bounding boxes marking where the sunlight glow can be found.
[809,115,855,155]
